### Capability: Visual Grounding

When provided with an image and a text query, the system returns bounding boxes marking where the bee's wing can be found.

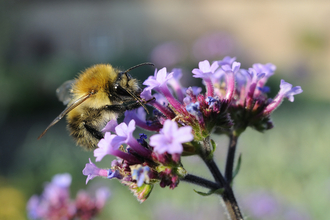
[56,79,76,105]
[38,92,93,140]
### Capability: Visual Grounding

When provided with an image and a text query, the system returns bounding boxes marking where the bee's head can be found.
[113,62,154,111]
[113,62,154,99]
[115,72,141,99]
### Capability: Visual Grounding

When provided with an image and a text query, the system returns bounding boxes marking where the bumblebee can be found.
[38,63,153,150]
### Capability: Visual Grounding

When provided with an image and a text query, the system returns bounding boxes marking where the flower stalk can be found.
[181,174,221,191]
[203,151,244,220]
[225,133,239,183]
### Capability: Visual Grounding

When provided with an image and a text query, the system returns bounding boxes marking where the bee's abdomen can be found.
[67,117,99,150]
[67,107,116,150]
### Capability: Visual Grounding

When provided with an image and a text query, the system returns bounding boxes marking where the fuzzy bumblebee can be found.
[38,63,153,150]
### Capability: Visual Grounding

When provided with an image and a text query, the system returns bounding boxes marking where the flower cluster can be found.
[83,119,192,202]
[83,57,302,202]
[26,173,110,220]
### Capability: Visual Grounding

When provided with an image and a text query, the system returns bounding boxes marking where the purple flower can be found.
[222,62,240,101]
[192,32,234,61]
[251,63,276,97]
[140,88,175,119]
[94,132,116,161]
[113,120,137,147]
[82,159,109,184]
[263,80,303,116]
[189,86,203,96]
[74,187,111,219]
[192,60,219,97]
[125,108,161,132]
[112,120,150,157]
[150,41,185,67]
[140,88,154,100]
[102,119,118,133]
[141,87,168,107]
[27,174,76,220]
[244,67,266,108]
[27,195,41,220]
[153,93,169,106]
[149,120,193,154]
[143,68,173,91]
[192,60,219,79]
[95,132,140,163]
[51,173,72,188]
[125,107,146,127]
[218,56,236,66]
[243,191,280,219]
[95,187,111,209]
[252,63,276,85]
[43,173,71,204]
[143,68,182,112]
[183,96,192,106]
[168,68,185,101]
[278,79,303,102]
[183,87,196,105]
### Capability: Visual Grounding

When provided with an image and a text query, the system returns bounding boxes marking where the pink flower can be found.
[149,120,193,154]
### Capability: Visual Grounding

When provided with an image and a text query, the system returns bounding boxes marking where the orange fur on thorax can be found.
[71,64,119,110]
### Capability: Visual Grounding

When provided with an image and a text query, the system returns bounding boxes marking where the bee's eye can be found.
[115,84,130,96]
[125,73,132,81]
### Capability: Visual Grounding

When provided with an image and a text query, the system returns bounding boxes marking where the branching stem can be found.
[201,137,244,220]
[181,174,221,190]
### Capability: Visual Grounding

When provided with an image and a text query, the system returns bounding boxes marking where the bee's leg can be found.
[83,122,104,140]
[103,102,143,112]
[105,98,155,112]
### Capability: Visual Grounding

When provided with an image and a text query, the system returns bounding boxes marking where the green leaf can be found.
[210,139,217,154]
[232,153,242,181]
[128,183,154,203]
[193,187,224,196]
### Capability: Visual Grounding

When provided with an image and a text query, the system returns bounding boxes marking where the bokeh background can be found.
[1,1,329,219]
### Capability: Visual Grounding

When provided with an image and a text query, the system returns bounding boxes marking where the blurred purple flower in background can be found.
[242,190,280,218]
[192,32,235,61]
[26,173,110,220]
[242,190,312,220]
[150,41,186,67]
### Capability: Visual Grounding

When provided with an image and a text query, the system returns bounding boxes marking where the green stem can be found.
[181,174,222,190]
[225,133,238,182]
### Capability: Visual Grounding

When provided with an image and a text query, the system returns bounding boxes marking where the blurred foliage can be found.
[0,183,26,220]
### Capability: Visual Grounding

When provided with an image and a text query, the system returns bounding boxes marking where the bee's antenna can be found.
[120,62,154,114]
[123,62,154,75]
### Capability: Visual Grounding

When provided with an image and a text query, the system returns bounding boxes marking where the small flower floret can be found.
[143,68,173,91]
[149,120,193,155]
[82,159,109,184]
[192,60,219,79]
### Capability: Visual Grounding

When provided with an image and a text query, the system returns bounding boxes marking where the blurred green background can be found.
[0,1,329,219]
